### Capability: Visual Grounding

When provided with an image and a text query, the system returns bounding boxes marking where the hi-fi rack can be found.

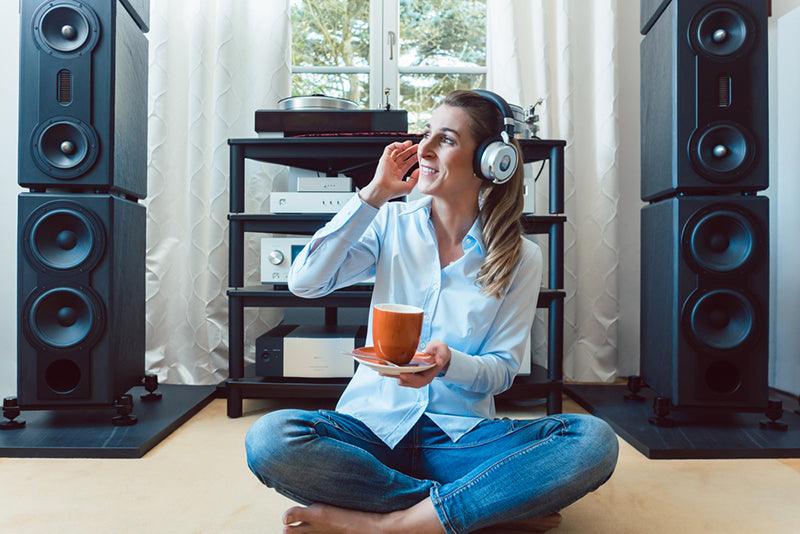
[224,135,567,418]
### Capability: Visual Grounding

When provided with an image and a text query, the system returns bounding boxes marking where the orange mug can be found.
[372,303,424,365]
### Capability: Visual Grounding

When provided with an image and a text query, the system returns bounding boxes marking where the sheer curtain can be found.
[145,0,290,384]
[488,0,624,382]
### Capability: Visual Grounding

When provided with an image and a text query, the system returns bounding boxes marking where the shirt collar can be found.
[403,195,485,255]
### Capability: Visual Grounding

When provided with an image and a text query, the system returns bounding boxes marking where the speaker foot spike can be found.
[649,396,678,427]
[759,399,788,432]
[140,374,163,402]
[111,394,138,426]
[624,376,646,402]
[0,397,26,430]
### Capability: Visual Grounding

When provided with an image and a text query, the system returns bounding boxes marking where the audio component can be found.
[17,192,145,408]
[270,192,354,214]
[640,0,773,423]
[18,0,149,199]
[256,324,367,378]
[640,195,768,409]
[296,176,353,192]
[640,0,768,201]
[261,237,310,283]
[255,110,409,137]
[261,237,376,286]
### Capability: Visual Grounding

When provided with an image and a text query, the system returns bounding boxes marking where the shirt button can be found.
[432,283,439,291]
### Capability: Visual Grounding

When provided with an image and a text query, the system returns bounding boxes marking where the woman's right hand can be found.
[358,140,419,208]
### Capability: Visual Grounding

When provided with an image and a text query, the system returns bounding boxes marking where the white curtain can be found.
[488,0,622,382]
[145,0,291,385]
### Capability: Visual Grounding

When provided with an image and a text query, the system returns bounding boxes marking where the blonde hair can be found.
[439,90,525,299]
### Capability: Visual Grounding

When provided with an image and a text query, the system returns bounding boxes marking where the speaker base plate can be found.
[566,384,800,459]
[0,384,215,458]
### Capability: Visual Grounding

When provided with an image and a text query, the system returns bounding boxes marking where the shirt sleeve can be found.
[441,239,544,394]
[288,193,381,298]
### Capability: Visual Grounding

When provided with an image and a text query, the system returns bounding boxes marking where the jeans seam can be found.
[430,484,457,534]
[435,416,568,507]
[314,410,384,447]
[421,417,557,451]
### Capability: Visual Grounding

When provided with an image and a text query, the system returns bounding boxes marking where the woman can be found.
[245,90,618,533]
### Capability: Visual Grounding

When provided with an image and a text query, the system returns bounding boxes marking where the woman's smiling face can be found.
[416,104,482,199]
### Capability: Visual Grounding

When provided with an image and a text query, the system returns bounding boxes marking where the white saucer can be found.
[352,347,435,375]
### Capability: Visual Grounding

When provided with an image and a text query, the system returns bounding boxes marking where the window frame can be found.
[290,0,488,110]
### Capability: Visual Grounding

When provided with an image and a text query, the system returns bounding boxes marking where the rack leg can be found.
[227,386,243,418]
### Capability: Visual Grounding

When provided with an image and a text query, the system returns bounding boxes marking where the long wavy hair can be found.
[439,90,525,299]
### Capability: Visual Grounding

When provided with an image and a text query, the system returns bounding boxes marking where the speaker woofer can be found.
[24,285,105,351]
[32,118,99,179]
[684,208,756,274]
[24,202,105,274]
[684,289,756,352]
[33,1,99,56]
[689,121,755,181]
[690,6,753,59]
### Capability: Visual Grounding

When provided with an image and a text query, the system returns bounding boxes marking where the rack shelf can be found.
[225,135,566,418]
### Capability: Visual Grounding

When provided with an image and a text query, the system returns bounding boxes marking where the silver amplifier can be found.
[260,237,375,284]
[261,237,310,283]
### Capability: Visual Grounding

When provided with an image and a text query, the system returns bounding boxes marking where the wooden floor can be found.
[2,392,800,533]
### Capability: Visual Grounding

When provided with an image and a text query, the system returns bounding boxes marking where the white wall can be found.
[0,2,20,398]
[768,1,800,395]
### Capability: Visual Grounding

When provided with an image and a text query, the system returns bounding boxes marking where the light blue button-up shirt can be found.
[288,193,543,448]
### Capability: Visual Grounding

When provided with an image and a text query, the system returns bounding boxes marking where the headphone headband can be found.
[473,89,516,138]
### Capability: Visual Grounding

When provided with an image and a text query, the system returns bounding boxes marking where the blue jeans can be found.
[245,409,618,534]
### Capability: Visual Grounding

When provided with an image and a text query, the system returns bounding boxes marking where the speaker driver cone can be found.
[25,203,105,273]
[32,118,99,179]
[25,285,105,351]
[685,208,756,273]
[33,1,99,56]
[689,121,755,181]
[685,289,756,351]
[690,6,753,59]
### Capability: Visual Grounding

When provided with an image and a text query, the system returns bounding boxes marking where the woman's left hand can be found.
[383,339,450,388]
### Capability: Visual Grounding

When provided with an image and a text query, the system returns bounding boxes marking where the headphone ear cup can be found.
[473,136,500,180]
[474,136,518,184]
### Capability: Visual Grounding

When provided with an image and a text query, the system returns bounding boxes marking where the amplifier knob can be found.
[268,250,284,265]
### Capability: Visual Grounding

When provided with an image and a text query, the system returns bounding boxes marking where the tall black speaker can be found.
[17,193,145,408]
[640,196,769,408]
[18,0,148,199]
[640,0,771,417]
[640,0,768,202]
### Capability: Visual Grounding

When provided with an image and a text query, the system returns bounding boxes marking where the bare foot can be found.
[281,501,445,534]
[282,503,382,533]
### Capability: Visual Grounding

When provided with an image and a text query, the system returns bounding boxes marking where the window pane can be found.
[291,72,370,108]
[290,0,370,102]
[399,0,486,69]
[400,73,486,132]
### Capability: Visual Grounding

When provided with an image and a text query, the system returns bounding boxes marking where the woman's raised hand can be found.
[358,140,419,208]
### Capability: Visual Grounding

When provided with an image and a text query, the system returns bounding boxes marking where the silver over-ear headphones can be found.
[472,90,519,184]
